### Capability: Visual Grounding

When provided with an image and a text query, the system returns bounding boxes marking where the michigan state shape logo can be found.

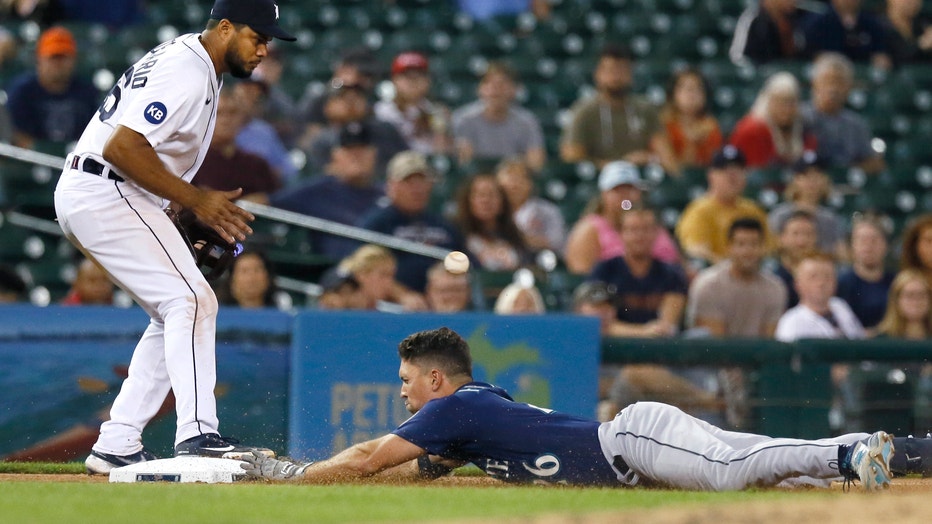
[144,102,168,124]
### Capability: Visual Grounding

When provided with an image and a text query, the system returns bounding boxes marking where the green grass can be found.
[0,478,835,524]
[0,461,86,474]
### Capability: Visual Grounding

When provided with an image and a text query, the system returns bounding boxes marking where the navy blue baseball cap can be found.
[338,122,372,147]
[710,145,747,169]
[792,150,827,173]
[210,0,296,41]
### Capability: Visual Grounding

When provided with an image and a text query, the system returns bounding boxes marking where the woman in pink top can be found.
[564,161,681,274]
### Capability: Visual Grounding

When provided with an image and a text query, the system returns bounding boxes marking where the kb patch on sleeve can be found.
[144,102,168,124]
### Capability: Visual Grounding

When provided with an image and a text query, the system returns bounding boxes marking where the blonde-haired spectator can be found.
[875,269,932,339]
[899,214,932,286]
[323,244,428,311]
[867,268,932,434]
[729,72,817,168]
[338,244,397,310]
[493,283,546,314]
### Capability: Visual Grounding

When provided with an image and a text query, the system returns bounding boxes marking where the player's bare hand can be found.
[190,188,255,243]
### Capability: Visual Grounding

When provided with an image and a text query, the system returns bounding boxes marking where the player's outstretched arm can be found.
[243,434,427,483]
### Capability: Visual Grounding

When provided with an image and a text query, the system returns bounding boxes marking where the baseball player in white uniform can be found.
[54,0,295,474]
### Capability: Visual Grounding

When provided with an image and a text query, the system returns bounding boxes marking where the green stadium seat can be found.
[648,176,696,210]
[891,137,932,166]
[871,78,919,115]
[538,269,586,311]
[680,166,708,187]
[383,29,434,58]
[443,35,485,76]
[21,252,68,290]
[591,0,635,15]
[473,269,515,310]
[747,167,788,193]
[853,175,903,214]
[523,82,563,111]
[0,222,32,262]
[540,161,579,183]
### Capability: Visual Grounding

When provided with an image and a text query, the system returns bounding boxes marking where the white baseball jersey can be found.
[775,298,866,342]
[55,33,227,454]
[71,32,220,208]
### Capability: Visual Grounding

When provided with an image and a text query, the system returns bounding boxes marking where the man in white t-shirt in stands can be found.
[775,251,864,341]
[775,250,864,432]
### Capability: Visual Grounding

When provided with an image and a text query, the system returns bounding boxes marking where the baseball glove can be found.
[167,208,242,281]
[240,451,311,481]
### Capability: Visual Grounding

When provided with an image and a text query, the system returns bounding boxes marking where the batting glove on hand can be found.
[240,451,310,481]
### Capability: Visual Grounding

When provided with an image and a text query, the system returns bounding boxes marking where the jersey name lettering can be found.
[131,42,171,89]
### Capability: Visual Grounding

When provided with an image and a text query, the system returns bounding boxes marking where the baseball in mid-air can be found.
[444,251,470,274]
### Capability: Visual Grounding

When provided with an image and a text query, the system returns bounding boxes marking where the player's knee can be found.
[193,283,218,320]
[161,283,217,321]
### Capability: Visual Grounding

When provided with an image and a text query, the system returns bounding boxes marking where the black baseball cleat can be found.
[891,434,932,477]
[174,433,275,459]
[85,448,157,475]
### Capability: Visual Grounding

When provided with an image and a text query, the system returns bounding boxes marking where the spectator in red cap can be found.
[374,52,452,155]
[5,25,99,150]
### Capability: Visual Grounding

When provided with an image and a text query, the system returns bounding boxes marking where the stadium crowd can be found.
[1,0,932,431]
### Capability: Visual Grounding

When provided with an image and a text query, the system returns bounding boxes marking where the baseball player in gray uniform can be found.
[54,0,295,474]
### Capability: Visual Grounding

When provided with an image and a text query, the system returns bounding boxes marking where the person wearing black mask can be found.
[560,43,664,169]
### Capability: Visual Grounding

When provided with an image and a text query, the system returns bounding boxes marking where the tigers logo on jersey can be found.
[144,102,168,124]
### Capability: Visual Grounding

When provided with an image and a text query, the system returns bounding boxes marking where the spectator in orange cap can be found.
[374,51,452,155]
[5,25,99,150]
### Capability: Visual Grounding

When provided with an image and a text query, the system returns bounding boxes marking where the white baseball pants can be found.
[599,401,867,490]
[55,167,220,455]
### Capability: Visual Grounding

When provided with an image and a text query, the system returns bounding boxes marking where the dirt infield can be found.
[570,480,932,524]
[2,474,929,523]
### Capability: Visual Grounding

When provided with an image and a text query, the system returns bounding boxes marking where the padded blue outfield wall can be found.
[0,306,601,461]
[0,305,292,459]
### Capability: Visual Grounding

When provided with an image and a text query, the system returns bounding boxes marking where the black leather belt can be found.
[612,455,630,476]
[70,155,124,182]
